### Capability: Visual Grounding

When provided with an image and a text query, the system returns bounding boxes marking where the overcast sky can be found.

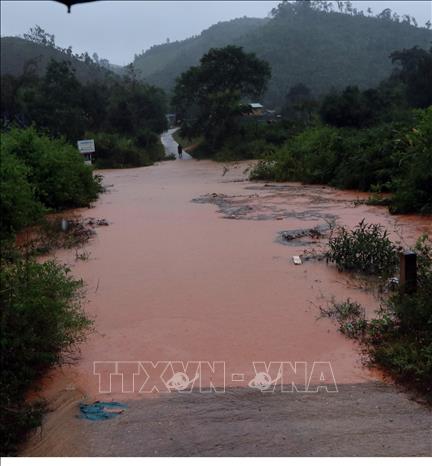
[1,1,431,65]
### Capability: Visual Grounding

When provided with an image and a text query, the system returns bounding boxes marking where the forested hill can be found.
[133,2,432,107]
[1,36,115,83]
[133,17,267,83]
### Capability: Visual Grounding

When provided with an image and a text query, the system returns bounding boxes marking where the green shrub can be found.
[88,132,164,168]
[0,150,43,239]
[368,235,432,393]
[0,255,93,455]
[332,124,400,191]
[91,132,147,168]
[326,219,399,275]
[196,136,276,161]
[320,298,367,339]
[390,107,432,214]
[322,235,432,399]
[1,127,101,210]
[134,127,159,149]
[286,126,339,183]
[250,159,279,180]
[250,109,431,214]
[250,126,342,184]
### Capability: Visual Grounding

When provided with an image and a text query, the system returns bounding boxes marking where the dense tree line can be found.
[1,59,167,153]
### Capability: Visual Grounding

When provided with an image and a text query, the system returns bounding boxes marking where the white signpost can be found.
[77,139,95,165]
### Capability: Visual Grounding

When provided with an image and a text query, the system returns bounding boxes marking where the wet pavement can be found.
[161,128,192,160]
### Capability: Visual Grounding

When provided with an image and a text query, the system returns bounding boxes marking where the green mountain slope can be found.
[133,6,432,107]
[1,36,113,82]
[133,17,267,86]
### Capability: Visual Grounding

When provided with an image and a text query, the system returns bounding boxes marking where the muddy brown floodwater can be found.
[23,156,431,456]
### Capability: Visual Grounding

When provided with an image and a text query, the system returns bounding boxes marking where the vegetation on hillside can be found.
[135,0,431,107]
[133,17,266,89]
[1,25,121,81]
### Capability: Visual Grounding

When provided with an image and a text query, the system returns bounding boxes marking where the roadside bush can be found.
[390,107,432,214]
[250,159,279,180]
[1,127,101,209]
[197,136,277,161]
[250,145,299,181]
[133,128,165,162]
[250,109,431,214]
[326,219,399,275]
[89,132,163,168]
[0,254,93,455]
[322,235,432,400]
[332,124,400,191]
[250,126,343,184]
[320,299,367,339]
[286,126,341,184]
[220,138,275,161]
[134,127,159,149]
[0,150,43,240]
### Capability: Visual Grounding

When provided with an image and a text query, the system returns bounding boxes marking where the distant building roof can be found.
[249,103,264,108]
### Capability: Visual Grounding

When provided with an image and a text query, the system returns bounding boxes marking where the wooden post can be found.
[400,251,417,294]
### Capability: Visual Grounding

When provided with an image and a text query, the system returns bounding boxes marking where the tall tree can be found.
[391,46,432,108]
[173,45,271,146]
[282,83,315,123]
[25,60,86,141]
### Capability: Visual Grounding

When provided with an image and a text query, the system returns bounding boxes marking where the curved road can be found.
[161,128,192,160]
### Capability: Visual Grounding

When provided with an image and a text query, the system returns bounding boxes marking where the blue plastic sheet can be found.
[79,401,128,421]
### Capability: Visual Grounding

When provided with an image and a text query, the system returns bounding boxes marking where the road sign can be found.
[77,139,95,154]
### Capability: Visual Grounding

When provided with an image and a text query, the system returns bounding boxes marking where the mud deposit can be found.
[22,156,431,456]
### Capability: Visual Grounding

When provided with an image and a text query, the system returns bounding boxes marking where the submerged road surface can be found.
[23,132,432,456]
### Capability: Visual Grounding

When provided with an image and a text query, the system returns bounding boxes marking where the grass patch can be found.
[320,299,367,339]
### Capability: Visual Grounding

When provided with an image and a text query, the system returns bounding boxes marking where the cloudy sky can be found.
[1,1,431,65]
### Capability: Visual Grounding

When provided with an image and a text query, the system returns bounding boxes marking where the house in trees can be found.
[248,102,264,116]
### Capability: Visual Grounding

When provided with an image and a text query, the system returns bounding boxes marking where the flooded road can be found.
[23,134,431,456]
